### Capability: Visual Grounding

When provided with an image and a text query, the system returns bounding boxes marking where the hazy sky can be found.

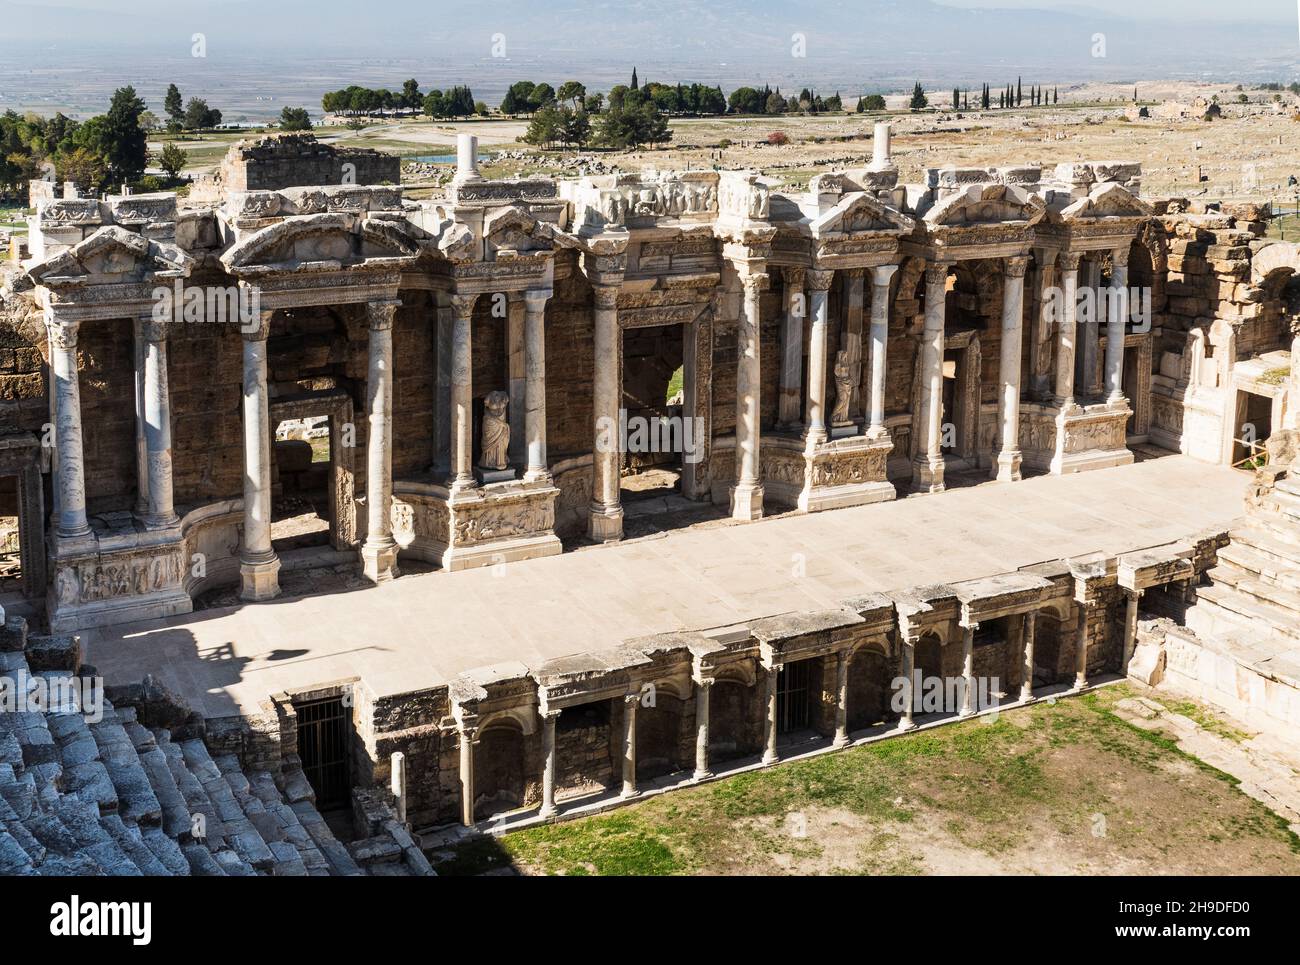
[936,0,1290,21]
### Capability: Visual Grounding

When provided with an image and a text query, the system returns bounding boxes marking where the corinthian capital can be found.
[806,269,835,292]
[593,285,620,311]
[366,298,401,332]
[45,315,79,350]
[1005,256,1030,279]
[449,292,480,318]
[924,262,950,287]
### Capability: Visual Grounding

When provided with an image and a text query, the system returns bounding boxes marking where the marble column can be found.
[523,289,552,482]
[804,269,834,447]
[239,313,280,602]
[506,296,526,469]
[1019,609,1038,702]
[897,636,918,731]
[539,710,559,818]
[458,725,477,827]
[361,299,400,583]
[132,318,149,518]
[833,649,851,748]
[1073,602,1091,690]
[46,312,91,540]
[1030,249,1057,398]
[995,255,1029,482]
[867,264,898,439]
[1106,247,1130,403]
[621,693,639,798]
[1053,253,1081,406]
[140,318,178,529]
[589,285,623,542]
[390,751,407,826]
[731,272,768,521]
[1122,588,1141,670]
[448,293,478,493]
[762,665,780,765]
[433,299,453,476]
[777,267,806,429]
[959,620,978,717]
[912,262,949,494]
[842,268,865,420]
[1078,258,1101,398]
[693,677,713,780]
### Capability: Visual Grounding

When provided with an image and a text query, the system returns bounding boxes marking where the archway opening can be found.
[475,724,529,820]
[636,691,688,781]
[709,678,762,763]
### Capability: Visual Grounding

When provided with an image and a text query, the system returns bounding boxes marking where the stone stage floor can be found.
[86,455,1248,720]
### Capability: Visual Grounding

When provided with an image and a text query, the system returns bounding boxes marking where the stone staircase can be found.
[0,614,433,876]
[1187,467,1300,649]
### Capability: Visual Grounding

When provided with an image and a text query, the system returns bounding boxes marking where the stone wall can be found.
[219,134,401,193]
[78,318,138,516]
[169,321,245,507]
[0,299,46,438]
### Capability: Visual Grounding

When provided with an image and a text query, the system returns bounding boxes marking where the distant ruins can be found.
[1,128,1296,839]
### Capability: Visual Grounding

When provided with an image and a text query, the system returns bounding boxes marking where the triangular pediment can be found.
[28,225,192,287]
[812,192,914,236]
[483,205,555,255]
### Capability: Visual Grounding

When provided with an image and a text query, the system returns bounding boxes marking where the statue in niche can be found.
[479,391,511,471]
[831,350,853,426]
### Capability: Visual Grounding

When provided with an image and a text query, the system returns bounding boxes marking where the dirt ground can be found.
[432,685,1300,876]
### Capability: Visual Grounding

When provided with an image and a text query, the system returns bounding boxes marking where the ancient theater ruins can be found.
[2,128,1297,838]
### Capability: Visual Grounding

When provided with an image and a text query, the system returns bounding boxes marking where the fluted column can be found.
[1106,247,1130,403]
[995,255,1029,482]
[1019,609,1038,702]
[693,677,713,780]
[959,620,978,717]
[140,318,178,529]
[539,709,559,818]
[46,312,91,540]
[912,262,949,494]
[761,665,780,765]
[620,693,639,799]
[867,264,897,439]
[590,284,623,541]
[361,299,400,583]
[458,725,478,827]
[777,267,806,429]
[897,635,918,732]
[1053,253,1081,406]
[804,269,834,447]
[448,293,478,493]
[731,271,768,521]
[240,311,280,601]
[523,288,552,482]
[833,649,851,747]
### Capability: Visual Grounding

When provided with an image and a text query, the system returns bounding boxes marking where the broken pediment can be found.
[812,191,914,236]
[1061,182,1154,221]
[483,205,555,255]
[924,184,1047,228]
[28,225,192,287]
[221,213,419,274]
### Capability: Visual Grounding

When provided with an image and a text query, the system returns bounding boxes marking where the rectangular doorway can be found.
[296,696,351,810]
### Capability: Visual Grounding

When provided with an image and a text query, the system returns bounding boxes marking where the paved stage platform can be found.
[84,456,1248,719]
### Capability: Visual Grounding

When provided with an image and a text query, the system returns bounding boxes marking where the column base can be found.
[832,735,851,749]
[588,504,624,543]
[910,456,945,494]
[1019,689,1037,704]
[620,788,641,801]
[896,717,918,733]
[692,768,713,782]
[729,482,765,521]
[360,539,400,583]
[865,425,891,443]
[538,804,557,819]
[140,512,181,532]
[1072,674,1088,692]
[994,447,1023,482]
[522,468,553,485]
[761,752,779,766]
[239,554,281,602]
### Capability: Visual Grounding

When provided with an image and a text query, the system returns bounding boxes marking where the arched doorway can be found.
[636,689,689,781]
[709,676,762,763]
[847,645,893,731]
[474,722,528,820]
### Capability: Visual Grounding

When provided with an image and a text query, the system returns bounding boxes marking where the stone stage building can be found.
[2,131,1298,832]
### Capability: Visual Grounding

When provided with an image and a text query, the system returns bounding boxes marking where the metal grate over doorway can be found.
[296,696,351,809]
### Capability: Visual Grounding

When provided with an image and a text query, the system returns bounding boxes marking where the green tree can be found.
[857,93,886,112]
[279,106,313,131]
[909,82,928,111]
[164,84,183,124]
[183,97,221,130]
[557,80,586,108]
[401,79,421,111]
[729,86,764,114]
[159,141,187,179]
[102,86,149,183]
